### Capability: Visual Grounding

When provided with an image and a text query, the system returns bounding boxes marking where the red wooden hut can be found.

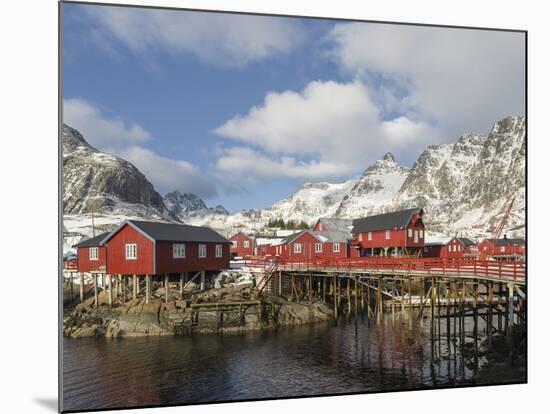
[101,220,231,275]
[73,231,110,273]
[423,237,476,259]
[351,208,425,257]
[229,232,255,259]
[478,237,525,259]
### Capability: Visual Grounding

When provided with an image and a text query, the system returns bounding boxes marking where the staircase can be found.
[255,261,278,297]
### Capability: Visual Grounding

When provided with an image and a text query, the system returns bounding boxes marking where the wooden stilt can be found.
[133,274,137,300]
[69,272,74,304]
[107,274,113,306]
[200,270,206,291]
[93,274,98,308]
[377,278,382,316]
[123,275,128,302]
[333,274,337,318]
[145,275,151,304]
[79,272,85,302]
[347,278,351,315]
[165,274,169,302]
[323,276,326,303]
[278,270,282,296]
[507,282,514,335]
[337,277,341,308]
[179,273,184,298]
[360,278,364,311]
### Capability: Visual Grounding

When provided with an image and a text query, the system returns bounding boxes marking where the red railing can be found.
[63,260,78,270]
[244,256,526,281]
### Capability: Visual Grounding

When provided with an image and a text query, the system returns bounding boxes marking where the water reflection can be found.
[63,310,526,412]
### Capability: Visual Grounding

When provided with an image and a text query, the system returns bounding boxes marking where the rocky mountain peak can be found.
[62,124,171,219]
[164,191,228,223]
[382,152,396,162]
[489,115,525,138]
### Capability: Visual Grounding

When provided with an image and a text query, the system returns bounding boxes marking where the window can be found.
[453,245,457,252]
[414,230,419,243]
[198,244,207,258]
[315,243,322,253]
[368,232,372,241]
[448,245,452,252]
[408,228,413,237]
[458,244,461,252]
[333,243,341,253]
[125,243,137,260]
[293,243,302,253]
[358,233,363,241]
[173,243,186,258]
[500,246,505,252]
[385,230,391,240]
[244,240,250,248]
[232,240,237,248]
[215,244,223,258]
[419,230,424,239]
[89,247,98,260]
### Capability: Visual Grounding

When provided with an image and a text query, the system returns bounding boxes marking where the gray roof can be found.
[281,229,322,245]
[315,217,353,232]
[352,208,423,233]
[495,238,525,246]
[73,232,110,248]
[103,220,231,244]
[457,237,476,246]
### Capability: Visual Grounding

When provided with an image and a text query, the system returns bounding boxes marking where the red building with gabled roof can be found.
[423,237,477,259]
[478,237,525,259]
[101,220,231,275]
[229,232,255,259]
[351,208,425,257]
[73,231,110,273]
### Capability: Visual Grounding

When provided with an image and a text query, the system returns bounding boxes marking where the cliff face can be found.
[63,124,171,219]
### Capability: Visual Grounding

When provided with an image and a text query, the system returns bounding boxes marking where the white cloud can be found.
[115,146,218,198]
[83,6,306,68]
[64,98,217,199]
[326,23,525,137]
[63,98,151,149]
[214,80,439,180]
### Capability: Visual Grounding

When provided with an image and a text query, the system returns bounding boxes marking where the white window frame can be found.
[315,243,322,253]
[448,245,452,252]
[419,230,424,239]
[125,243,137,260]
[198,244,207,258]
[368,232,372,241]
[453,245,457,252]
[89,247,98,261]
[500,246,505,252]
[173,243,186,259]
[232,240,237,248]
[293,243,302,254]
[358,233,363,242]
[215,244,223,258]
[408,228,413,237]
[333,243,341,253]
[458,244,461,252]
[244,240,250,248]
[414,230,419,243]
[385,230,391,240]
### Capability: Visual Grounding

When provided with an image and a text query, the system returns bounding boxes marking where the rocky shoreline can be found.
[63,282,334,338]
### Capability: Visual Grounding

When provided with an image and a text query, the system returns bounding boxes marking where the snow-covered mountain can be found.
[336,152,410,217]
[164,191,229,224]
[63,116,526,241]
[63,124,175,241]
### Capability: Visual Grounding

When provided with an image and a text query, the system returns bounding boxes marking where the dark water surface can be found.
[62,312,526,412]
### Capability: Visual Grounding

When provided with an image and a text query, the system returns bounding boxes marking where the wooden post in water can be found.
[507,282,514,336]
[360,278,364,311]
[278,270,282,296]
[333,274,338,318]
[93,274,98,308]
[488,281,493,342]
[69,272,74,303]
[323,276,326,303]
[179,273,184,298]
[309,273,313,304]
[367,279,371,316]
[377,278,383,317]
[165,274,169,303]
[408,277,412,312]
[337,277,341,308]
[347,277,351,315]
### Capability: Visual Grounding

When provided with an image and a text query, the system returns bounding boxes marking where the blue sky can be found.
[62,2,525,212]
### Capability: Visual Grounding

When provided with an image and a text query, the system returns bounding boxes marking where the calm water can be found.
[62,312,526,412]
